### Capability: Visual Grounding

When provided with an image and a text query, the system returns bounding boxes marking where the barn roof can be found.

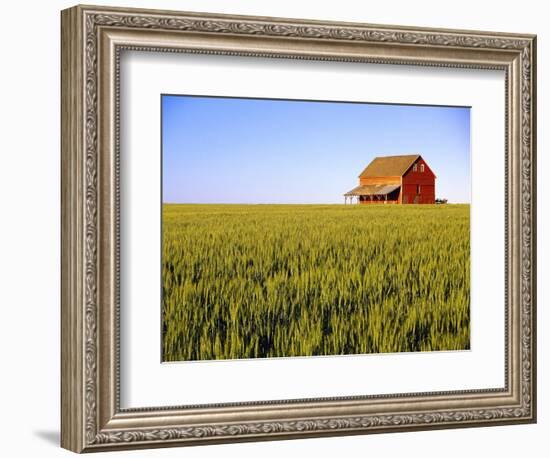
[358,154,420,178]
[344,184,400,196]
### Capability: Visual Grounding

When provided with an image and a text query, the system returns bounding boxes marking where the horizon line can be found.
[162,202,471,205]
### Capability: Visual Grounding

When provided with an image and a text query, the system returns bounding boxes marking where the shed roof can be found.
[344,184,400,197]
[358,154,420,178]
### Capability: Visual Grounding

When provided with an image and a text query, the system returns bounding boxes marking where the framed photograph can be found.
[61,4,537,453]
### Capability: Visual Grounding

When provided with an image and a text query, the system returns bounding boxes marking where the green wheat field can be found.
[162,204,470,362]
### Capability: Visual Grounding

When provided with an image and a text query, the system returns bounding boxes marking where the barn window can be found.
[417,185,421,194]
[420,164,425,172]
[413,164,417,172]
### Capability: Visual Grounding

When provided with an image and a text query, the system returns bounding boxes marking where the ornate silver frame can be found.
[61,4,537,453]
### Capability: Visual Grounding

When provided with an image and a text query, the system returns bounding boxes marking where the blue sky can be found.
[162,95,470,204]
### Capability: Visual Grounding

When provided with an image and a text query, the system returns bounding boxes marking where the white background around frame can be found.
[120,51,505,408]
[0,1,547,458]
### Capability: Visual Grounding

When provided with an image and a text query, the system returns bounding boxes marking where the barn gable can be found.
[401,156,436,204]
[402,156,437,179]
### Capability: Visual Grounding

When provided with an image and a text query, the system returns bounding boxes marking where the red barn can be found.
[344,154,436,204]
